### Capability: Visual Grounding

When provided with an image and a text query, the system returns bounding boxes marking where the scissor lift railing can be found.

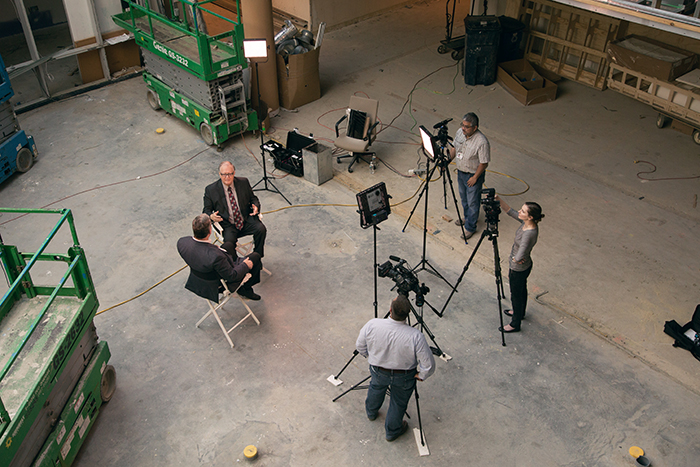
[112,0,247,81]
[0,208,107,466]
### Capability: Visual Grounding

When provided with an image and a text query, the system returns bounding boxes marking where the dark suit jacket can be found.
[177,236,250,302]
[203,178,260,232]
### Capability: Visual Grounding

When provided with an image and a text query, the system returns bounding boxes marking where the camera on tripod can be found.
[378,256,430,307]
[481,188,501,229]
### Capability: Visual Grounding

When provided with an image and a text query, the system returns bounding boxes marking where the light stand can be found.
[402,126,456,290]
[243,39,291,205]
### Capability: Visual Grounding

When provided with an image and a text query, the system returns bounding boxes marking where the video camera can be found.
[481,188,501,230]
[378,256,430,307]
[432,118,453,151]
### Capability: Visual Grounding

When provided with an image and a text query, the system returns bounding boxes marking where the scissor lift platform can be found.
[0,208,115,467]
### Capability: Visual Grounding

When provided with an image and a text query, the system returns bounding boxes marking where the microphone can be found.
[433,118,452,129]
[389,255,403,262]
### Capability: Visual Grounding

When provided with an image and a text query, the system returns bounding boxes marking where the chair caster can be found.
[348,167,354,173]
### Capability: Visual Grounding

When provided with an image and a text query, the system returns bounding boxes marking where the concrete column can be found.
[240,0,279,116]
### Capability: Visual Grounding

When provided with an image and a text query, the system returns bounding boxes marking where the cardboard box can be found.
[276,47,321,110]
[513,70,544,90]
[607,36,697,82]
[497,59,557,105]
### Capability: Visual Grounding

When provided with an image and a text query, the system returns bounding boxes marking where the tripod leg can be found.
[332,375,371,402]
[402,161,437,232]
[412,385,429,455]
[328,349,359,385]
[438,229,489,316]
[443,167,466,241]
[491,236,507,347]
[411,304,451,361]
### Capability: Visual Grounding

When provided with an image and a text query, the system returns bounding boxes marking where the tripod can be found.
[250,60,291,205]
[402,156,457,289]
[438,218,508,345]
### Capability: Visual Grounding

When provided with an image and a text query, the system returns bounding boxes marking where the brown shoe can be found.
[461,231,475,240]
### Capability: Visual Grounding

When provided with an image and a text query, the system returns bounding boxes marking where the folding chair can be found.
[195,273,260,349]
[212,221,271,276]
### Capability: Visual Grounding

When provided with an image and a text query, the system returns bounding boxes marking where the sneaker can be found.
[461,231,475,240]
[386,420,409,442]
[237,287,261,301]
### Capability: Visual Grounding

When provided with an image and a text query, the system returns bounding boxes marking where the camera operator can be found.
[495,195,545,333]
[356,295,435,442]
[449,113,491,240]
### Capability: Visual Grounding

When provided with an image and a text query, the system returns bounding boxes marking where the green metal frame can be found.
[112,0,248,81]
[0,208,100,465]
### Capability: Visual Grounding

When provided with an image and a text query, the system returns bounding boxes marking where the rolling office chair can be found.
[334,96,380,173]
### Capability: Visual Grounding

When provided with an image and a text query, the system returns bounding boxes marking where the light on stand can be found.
[243,38,291,205]
[243,39,267,59]
[418,125,437,160]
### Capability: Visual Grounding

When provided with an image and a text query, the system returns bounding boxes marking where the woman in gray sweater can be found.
[496,196,544,333]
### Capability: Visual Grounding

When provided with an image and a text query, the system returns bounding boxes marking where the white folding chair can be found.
[195,273,260,349]
[212,221,272,276]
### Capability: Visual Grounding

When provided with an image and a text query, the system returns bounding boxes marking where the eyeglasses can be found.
[220,173,234,177]
[461,123,475,129]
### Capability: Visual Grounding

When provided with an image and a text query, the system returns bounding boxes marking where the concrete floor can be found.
[2,0,700,465]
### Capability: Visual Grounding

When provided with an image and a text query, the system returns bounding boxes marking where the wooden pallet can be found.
[514,0,622,89]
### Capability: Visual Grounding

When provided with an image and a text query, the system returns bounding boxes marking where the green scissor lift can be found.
[112,0,259,146]
[0,209,115,466]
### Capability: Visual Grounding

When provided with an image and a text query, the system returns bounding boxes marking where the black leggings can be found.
[508,266,532,330]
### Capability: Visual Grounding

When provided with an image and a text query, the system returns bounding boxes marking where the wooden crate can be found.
[514,0,622,89]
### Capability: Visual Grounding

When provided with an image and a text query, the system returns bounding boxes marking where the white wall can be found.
[63,0,122,42]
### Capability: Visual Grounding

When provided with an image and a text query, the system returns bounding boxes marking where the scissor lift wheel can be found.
[16,147,33,172]
[200,122,214,145]
[100,364,117,402]
[147,89,160,111]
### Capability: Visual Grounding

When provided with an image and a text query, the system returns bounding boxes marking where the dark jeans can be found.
[366,366,417,438]
[508,266,532,330]
[222,215,267,257]
[457,170,485,233]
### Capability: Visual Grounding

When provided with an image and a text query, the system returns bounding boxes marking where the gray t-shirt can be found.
[507,208,538,272]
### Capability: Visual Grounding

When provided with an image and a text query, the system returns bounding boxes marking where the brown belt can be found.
[374,366,414,374]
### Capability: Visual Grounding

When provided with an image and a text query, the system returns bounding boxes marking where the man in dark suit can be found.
[177,214,262,301]
[203,161,267,257]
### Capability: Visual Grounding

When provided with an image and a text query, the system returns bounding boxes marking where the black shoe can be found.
[368,413,377,421]
[499,325,520,333]
[386,420,409,442]
[238,287,261,301]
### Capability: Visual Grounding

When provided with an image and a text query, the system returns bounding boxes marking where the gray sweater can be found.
[507,208,538,272]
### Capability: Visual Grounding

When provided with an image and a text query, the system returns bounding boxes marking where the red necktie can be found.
[228,186,244,230]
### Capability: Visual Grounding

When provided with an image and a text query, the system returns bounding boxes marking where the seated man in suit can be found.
[203,161,267,257]
[178,214,262,301]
